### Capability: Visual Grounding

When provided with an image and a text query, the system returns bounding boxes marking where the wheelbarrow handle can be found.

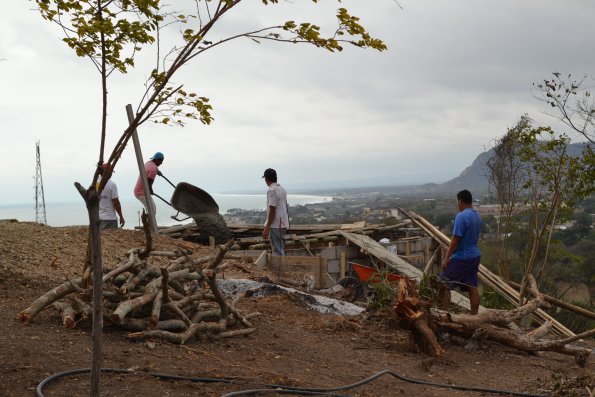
[152,192,173,208]
[159,173,177,189]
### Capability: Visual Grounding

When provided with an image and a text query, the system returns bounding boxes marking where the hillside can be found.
[0,221,593,396]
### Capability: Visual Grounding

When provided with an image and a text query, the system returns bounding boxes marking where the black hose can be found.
[221,369,550,397]
[36,367,550,397]
[36,368,235,397]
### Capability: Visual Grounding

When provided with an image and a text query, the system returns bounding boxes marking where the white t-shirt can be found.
[99,179,119,220]
[266,183,288,229]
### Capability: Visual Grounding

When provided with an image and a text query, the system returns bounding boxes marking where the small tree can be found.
[485,115,531,280]
[515,123,595,302]
[34,1,388,395]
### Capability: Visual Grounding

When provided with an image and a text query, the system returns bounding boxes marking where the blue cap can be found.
[150,152,164,160]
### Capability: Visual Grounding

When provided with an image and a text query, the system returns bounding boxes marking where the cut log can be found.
[53,301,77,328]
[508,280,595,321]
[391,275,591,363]
[393,278,444,356]
[18,277,83,323]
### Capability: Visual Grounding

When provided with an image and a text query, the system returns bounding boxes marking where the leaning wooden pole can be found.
[127,104,158,235]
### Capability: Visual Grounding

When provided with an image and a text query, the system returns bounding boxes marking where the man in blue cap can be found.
[134,152,164,217]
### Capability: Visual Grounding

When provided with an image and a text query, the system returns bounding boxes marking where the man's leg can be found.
[269,228,286,256]
[468,286,480,315]
[136,195,156,215]
[136,195,157,226]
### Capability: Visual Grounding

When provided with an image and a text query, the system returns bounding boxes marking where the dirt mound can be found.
[0,220,592,397]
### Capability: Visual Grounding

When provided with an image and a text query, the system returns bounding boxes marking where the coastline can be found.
[0,193,333,228]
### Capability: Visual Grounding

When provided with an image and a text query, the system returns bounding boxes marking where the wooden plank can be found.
[317,256,327,289]
[423,249,439,275]
[341,232,421,279]
[268,255,327,289]
[341,221,366,230]
[339,252,346,279]
[228,223,344,232]
[270,256,322,266]
[270,263,320,273]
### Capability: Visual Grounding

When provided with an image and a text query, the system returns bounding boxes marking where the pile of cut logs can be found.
[18,239,258,344]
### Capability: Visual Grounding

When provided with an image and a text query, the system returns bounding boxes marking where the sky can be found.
[1,0,594,205]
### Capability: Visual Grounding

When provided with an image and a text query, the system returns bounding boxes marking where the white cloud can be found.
[1,0,594,205]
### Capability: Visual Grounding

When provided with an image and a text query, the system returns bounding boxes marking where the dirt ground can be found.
[0,221,593,397]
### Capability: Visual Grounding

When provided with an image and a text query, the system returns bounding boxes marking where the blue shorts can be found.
[439,256,480,291]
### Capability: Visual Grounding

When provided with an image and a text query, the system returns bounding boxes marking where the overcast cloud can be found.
[1,0,594,205]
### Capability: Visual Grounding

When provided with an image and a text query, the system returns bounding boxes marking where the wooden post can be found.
[405,240,411,257]
[127,104,158,235]
[423,248,439,275]
[339,252,346,279]
[316,255,327,289]
[209,236,216,248]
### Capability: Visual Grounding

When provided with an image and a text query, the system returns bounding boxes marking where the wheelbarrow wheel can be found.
[191,213,230,245]
[337,276,367,303]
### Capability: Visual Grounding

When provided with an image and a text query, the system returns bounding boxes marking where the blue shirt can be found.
[451,208,481,260]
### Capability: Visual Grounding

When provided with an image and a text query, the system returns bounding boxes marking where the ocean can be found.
[0,194,332,229]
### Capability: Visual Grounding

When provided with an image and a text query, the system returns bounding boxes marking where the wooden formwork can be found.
[267,255,328,289]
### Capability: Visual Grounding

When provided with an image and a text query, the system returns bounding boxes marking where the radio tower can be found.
[35,141,47,225]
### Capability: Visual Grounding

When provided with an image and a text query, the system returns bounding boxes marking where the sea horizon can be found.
[0,193,333,229]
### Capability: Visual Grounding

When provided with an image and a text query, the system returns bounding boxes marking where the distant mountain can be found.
[435,150,492,194]
[433,142,589,195]
[224,143,590,197]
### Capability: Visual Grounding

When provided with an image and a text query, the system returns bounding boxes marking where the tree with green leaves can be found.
[34,1,387,394]
[515,121,595,303]
[485,115,531,280]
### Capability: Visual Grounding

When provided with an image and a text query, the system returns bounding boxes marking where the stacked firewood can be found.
[18,237,259,344]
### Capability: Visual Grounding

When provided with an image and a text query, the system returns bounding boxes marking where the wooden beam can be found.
[423,248,439,275]
[268,255,327,289]
[339,252,346,279]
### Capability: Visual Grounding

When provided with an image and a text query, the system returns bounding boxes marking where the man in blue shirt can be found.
[440,189,482,314]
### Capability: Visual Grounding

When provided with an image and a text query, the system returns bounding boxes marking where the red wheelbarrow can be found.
[337,262,401,303]
[350,262,402,284]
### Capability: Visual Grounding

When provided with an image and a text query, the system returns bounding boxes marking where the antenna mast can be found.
[35,140,47,225]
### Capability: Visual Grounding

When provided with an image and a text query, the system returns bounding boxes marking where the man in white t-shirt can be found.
[262,168,289,256]
[133,151,164,217]
[97,163,125,230]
